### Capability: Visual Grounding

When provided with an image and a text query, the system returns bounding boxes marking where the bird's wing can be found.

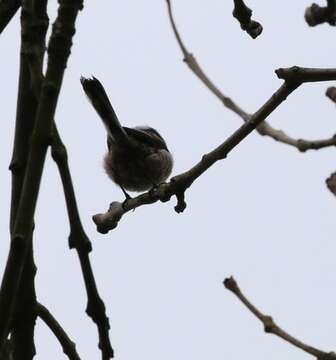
[123,127,168,150]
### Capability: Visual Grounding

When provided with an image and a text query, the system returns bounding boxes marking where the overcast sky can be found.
[1,1,336,359]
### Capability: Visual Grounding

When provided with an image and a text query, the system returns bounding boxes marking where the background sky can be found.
[1,1,336,359]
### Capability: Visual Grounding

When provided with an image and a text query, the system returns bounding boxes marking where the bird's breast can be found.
[103,146,173,192]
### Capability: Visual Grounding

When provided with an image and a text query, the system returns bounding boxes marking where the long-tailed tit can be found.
[80,76,173,198]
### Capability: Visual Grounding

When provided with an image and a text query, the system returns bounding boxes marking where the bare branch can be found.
[276,66,336,83]
[223,277,336,360]
[0,0,20,34]
[305,1,336,26]
[0,0,83,353]
[257,122,336,152]
[36,303,81,360]
[9,1,50,357]
[232,0,263,38]
[24,6,114,357]
[165,0,336,152]
[51,129,114,359]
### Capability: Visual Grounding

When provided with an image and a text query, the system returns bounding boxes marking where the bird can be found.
[80,76,173,199]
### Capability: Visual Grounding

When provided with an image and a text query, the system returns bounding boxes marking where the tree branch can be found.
[223,276,336,360]
[0,340,13,360]
[51,129,114,359]
[36,303,81,360]
[0,0,83,353]
[276,66,336,83]
[0,0,20,34]
[305,1,336,26]
[24,3,114,357]
[232,0,263,38]
[9,1,49,358]
[165,0,336,152]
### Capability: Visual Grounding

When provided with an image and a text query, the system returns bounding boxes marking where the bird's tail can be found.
[80,76,129,145]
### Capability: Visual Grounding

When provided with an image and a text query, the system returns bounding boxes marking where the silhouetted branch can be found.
[256,122,336,152]
[305,1,336,26]
[36,303,81,360]
[0,0,83,353]
[232,0,263,38]
[0,0,20,34]
[276,66,336,83]
[24,4,114,357]
[165,0,336,152]
[0,340,12,360]
[8,1,49,358]
[223,276,336,360]
[51,129,114,359]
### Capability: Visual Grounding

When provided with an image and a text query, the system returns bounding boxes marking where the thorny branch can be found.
[232,0,263,38]
[165,0,336,152]
[93,66,336,233]
[223,277,336,360]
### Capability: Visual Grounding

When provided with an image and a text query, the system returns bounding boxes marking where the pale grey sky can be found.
[1,1,336,359]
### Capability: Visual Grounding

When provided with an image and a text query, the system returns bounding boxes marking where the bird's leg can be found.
[108,185,132,211]
[119,185,133,210]
[120,185,132,200]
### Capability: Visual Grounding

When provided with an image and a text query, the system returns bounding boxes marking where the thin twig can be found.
[165,0,336,152]
[223,277,336,360]
[36,303,81,360]
[0,0,83,353]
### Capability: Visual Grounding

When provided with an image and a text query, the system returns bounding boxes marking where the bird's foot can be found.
[149,184,159,196]
[121,194,133,210]
[149,183,166,197]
